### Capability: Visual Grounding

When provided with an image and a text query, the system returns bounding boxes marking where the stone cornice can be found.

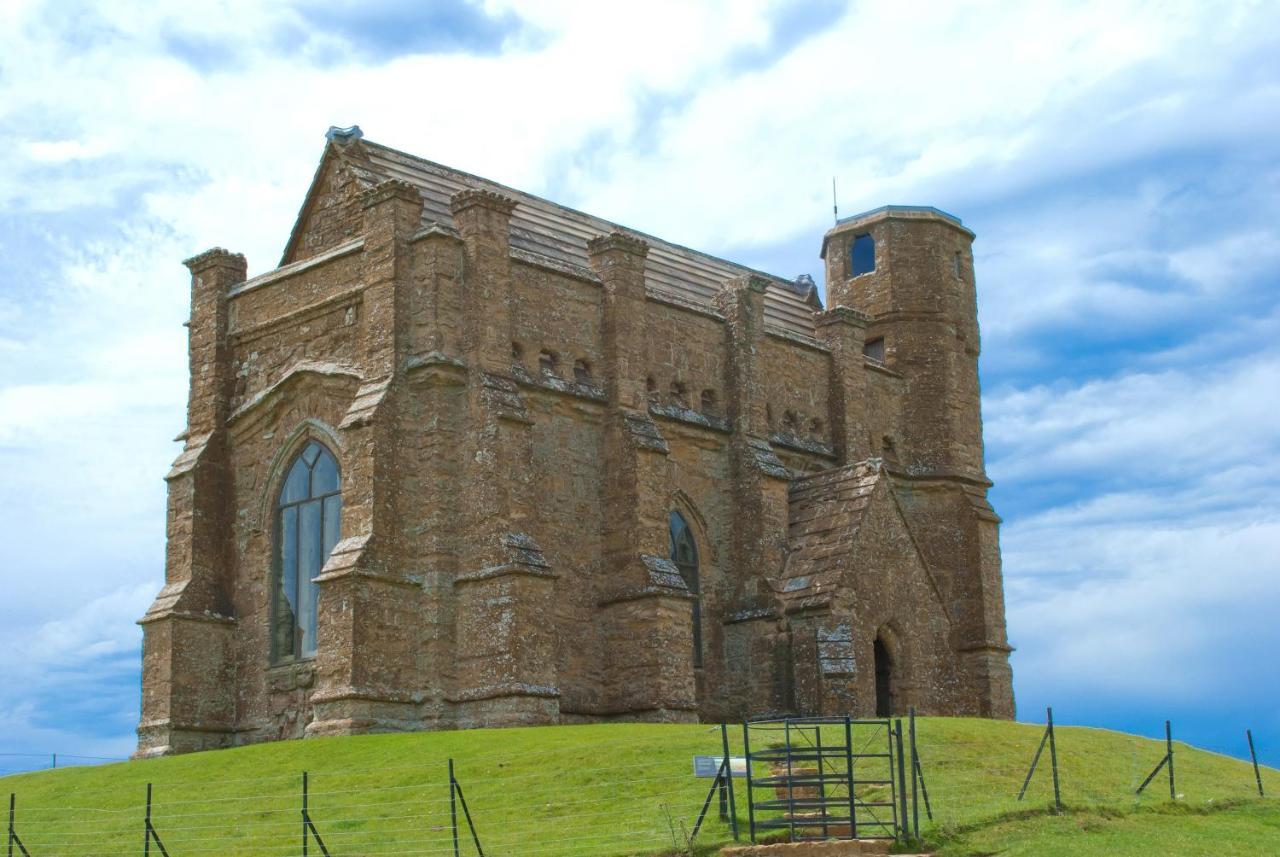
[587,230,650,259]
[183,247,246,276]
[229,286,364,345]
[448,187,517,217]
[360,178,422,210]
[817,305,870,327]
[446,683,560,703]
[226,361,362,428]
[764,326,829,354]
[227,238,364,298]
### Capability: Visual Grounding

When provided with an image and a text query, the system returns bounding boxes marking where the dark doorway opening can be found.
[874,637,893,717]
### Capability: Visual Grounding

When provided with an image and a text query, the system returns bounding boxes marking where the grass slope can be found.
[2,718,1277,856]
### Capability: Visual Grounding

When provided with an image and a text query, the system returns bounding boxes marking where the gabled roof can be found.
[777,461,882,611]
[776,461,946,615]
[287,134,823,338]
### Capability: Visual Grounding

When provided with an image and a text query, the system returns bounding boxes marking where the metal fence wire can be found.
[1,714,1277,857]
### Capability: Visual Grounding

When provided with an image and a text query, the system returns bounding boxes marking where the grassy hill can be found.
[2,718,1278,856]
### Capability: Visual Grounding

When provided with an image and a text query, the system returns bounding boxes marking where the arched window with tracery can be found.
[272,440,342,662]
[669,510,702,667]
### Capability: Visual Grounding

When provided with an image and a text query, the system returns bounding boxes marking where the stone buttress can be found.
[591,231,698,721]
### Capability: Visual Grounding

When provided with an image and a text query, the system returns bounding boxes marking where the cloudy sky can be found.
[1,0,1278,772]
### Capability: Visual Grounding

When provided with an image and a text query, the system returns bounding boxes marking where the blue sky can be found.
[1,0,1278,774]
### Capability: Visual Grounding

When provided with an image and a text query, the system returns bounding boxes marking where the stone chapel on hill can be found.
[136,126,1015,756]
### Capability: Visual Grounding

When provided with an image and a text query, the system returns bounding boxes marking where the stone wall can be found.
[135,160,1014,756]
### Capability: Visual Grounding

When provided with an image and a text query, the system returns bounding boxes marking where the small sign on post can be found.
[693,755,747,778]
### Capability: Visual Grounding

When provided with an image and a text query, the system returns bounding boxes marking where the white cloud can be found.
[990,340,1280,707]
[0,0,1278,756]
[987,345,1280,484]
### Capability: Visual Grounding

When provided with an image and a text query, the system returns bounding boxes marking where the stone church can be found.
[136,126,1015,756]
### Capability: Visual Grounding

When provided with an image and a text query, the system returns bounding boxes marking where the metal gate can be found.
[742,717,903,843]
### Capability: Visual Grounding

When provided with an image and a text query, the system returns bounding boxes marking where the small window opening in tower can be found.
[511,342,524,365]
[874,636,894,717]
[953,250,963,278]
[700,389,717,415]
[669,380,689,409]
[573,358,592,383]
[863,337,885,362]
[646,375,660,406]
[850,233,875,276]
[782,410,799,436]
[538,350,559,377]
[881,435,898,463]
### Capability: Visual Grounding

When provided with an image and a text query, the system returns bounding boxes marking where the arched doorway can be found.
[874,636,894,717]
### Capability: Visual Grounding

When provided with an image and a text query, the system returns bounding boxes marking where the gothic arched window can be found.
[272,441,342,662]
[669,510,702,667]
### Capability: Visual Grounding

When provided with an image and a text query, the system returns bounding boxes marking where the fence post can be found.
[844,716,857,840]
[721,722,739,839]
[144,782,152,857]
[742,722,756,844]
[894,719,908,843]
[1166,720,1176,800]
[1047,707,1062,811]
[1017,723,1050,801]
[909,708,919,841]
[302,772,309,857]
[1248,730,1265,797]
[449,759,460,857]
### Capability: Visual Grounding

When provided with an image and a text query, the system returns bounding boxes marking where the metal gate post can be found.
[844,716,857,841]
[894,720,908,842]
[742,722,756,843]
[909,709,919,840]
[784,719,796,842]
[721,722,739,839]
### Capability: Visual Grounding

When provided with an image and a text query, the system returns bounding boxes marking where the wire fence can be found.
[2,715,1278,857]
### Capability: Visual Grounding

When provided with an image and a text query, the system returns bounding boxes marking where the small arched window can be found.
[700,389,718,415]
[538,350,559,377]
[573,358,592,383]
[850,233,875,276]
[272,441,342,663]
[782,410,800,436]
[669,381,689,410]
[669,510,702,668]
[646,376,660,406]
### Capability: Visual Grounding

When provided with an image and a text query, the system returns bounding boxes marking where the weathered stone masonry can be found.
[136,128,1014,756]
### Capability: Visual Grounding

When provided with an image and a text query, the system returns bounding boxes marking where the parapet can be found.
[821,205,973,260]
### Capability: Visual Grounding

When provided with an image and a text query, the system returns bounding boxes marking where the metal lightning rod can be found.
[832,176,839,223]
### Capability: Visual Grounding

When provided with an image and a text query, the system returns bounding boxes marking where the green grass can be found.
[2,718,1277,856]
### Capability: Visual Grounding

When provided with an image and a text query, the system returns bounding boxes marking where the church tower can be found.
[821,207,1015,717]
